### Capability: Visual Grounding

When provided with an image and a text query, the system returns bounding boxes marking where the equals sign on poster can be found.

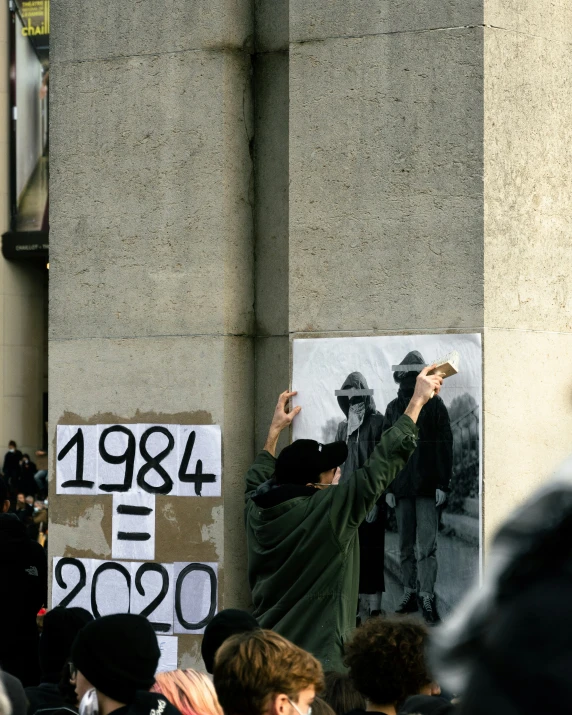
[112,494,156,561]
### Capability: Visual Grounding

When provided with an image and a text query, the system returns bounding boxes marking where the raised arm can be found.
[245,390,301,495]
[330,366,443,536]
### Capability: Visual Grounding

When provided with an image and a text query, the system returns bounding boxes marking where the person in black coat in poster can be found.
[384,351,453,625]
[0,478,47,686]
[335,371,386,621]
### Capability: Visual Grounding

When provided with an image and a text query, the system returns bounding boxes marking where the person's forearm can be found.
[263,427,281,457]
[404,397,425,424]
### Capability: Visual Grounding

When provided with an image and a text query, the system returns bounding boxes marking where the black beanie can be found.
[201,609,259,674]
[71,614,160,703]
[40,607,94,682]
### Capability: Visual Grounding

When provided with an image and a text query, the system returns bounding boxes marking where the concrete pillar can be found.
[49,2,254,667]
[483,2,572,538]
[286,1,572,544]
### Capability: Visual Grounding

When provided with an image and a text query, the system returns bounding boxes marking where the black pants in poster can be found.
[358,500,386,594]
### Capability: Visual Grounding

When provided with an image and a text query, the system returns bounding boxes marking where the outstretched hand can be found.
[404,366,444,424]
[412,365,444,405]
[264,391,302,456]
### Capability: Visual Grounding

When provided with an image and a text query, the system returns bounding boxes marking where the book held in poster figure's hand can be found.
[391,350,460,397]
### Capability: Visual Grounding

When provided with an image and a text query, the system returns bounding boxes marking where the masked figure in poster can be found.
[384,351,453,625]
[335,372,385,622]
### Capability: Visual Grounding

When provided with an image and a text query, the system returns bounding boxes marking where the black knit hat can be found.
[40,607,93,682]
[71,614,160,703]
[275,439,348,485]
[201,609,260,674]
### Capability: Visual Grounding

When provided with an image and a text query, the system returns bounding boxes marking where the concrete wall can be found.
[482,7,572,540]
[49,0,254,667]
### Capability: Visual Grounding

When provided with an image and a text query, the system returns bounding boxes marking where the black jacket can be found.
[0,513,47,654]
[383,387,453,498]
[3,449,22,480]
[25,684,67,715]
[112,692,181,715]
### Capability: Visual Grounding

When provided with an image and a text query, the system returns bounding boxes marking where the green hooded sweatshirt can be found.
[244,414,418,671]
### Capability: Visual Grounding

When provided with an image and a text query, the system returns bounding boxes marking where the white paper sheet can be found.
[56,425,98,495]
[97,424,138,494]
[130,562,174,634]
[51,556,93,612]
[156,635,178,673]
[112,493,156,561]
[173,561,218,634]
[177,425,221,497]
[134,424,179,496]
[90,558,132,617]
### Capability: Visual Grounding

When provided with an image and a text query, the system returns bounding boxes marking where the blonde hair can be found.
[152,669,223,715]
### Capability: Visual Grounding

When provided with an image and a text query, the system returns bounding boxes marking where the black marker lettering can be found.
[91,562,131,618]
[178,430,216,496]
[135,563,170,633]
[54,558,87,608]
[116,505,153,516]
[136,426,174,495]
[58,428,94,489]
[117,532,151,541]
[175,563,217,631]
[99,426,136,493]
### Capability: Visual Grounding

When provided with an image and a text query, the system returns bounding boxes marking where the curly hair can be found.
[344,615,431,707]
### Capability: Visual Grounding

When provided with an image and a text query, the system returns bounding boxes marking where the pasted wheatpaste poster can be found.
[292,334,481,622]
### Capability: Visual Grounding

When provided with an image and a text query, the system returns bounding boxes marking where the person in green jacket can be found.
[244,366,443,672]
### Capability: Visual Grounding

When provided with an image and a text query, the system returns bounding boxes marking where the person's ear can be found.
[271,694,291,715]
[429,682,441,696]
[2,499,10,513]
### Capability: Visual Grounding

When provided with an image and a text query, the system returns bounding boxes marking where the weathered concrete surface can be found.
[482,21,572,541]
[50,0,253,62]
[50,50,253,340]
[255,0,289,52]
[485,0,572,43]
[290,1,483,43]
[289,28,484,334]
[483,329,572,543]
[484,29,572,332]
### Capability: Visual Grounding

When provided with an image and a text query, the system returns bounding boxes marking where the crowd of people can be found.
[1,367,571,715]
[1,441,49,549]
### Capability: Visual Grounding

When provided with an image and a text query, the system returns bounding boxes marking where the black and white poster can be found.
[292,334,481,622]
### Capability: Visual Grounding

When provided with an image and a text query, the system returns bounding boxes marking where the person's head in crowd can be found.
[213,629,324,715]
[25,495,34,506]
[275,440,347,487]
[1,671,26,715]
[201,609,260,674]
[40,607,93,684]
[433,460,572,715]
[308,699,335,715]
[344,616,438,715]
[71,613,177,715]
[0,671,11,715]
[0,479,9,513]
[8,441,16,452]
[152,669,223,715]
[22,454,29,464]
[323,672,365,715]
[34,500,44,513]
[398,695,455,715]
[15,494,26,508]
